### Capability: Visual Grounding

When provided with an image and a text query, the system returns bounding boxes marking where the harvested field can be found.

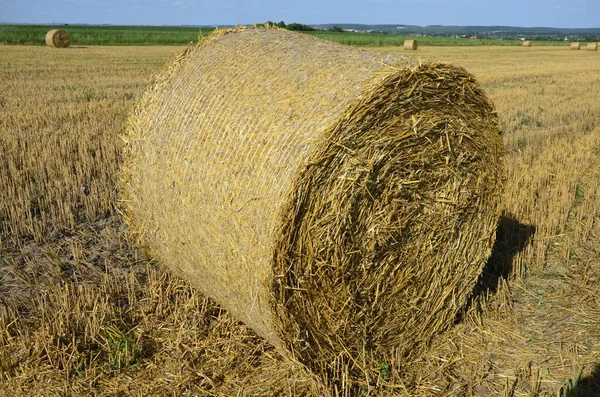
[1,44,599,396]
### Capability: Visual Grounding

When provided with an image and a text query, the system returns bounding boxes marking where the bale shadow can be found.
[455,214,535,322]
[575,364,600,396]
[474,213,536,296]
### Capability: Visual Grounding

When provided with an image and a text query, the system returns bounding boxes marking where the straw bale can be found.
[571,42,580,50]
[45,29,71,48]
[403,39,418,50]
[523,40,532,47]
[587,42,598,51]
[123,27,503,387]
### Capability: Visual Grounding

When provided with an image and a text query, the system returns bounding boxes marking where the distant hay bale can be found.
[571,42,580,50]
[523,40,532,47]
[45,29,71,48]
[123,27,503,386]
[586,42,598,51]
[403,39,418,50]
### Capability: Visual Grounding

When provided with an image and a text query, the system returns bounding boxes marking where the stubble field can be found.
[0,43,599,396]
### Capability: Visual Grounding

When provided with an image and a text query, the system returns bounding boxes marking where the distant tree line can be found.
[258,21,345,33]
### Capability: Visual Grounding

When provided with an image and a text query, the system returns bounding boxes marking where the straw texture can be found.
[403,39,418,50]
[587,42,598,51]
[45,29,71,48]
[571,42,581,50]
[523,40,532,47]
[123,27,503,387]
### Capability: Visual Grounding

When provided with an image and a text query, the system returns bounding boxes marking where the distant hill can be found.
[310,24,600,39]
[2,22,598,40]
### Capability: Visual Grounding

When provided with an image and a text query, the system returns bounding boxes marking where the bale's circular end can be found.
[45,29,71,48]
[403,39,418,50]
[272,62,503,377]
[522,40,532,47]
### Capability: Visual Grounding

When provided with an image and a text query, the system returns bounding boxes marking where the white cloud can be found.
[158,0,193,7]
[163,0,191,7]
[553,5,562,9]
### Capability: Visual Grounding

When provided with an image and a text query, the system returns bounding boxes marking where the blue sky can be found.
[2,0,599,28]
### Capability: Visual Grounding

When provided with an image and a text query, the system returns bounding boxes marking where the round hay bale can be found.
[586,42,598,51]
[523,40,532,47]
[403,39,418,50]
[123,27,503,385]
[45,29,71,48]
[571,42,581,50]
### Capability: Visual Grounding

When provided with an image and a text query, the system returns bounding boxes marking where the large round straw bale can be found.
[123,27,503,385]
[45,29,71,48]
[403,39,418,50]
[523,40,532,47]
[587,42,598,51]
[571,42,580,50]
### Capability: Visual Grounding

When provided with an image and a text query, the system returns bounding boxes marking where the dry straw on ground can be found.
[587,42,599,51]
[45,29,71,48]
[571,42,581,50]
[523,40,532,47]
[403,39,418,50]
[122,27,503,390]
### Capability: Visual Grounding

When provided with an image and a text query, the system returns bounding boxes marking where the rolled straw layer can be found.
[123,27,503,383]
[45,29,71,48]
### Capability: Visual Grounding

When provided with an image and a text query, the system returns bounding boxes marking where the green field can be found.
[0,24,216,45]
[0,24,570,46]
[307,31,566,46]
